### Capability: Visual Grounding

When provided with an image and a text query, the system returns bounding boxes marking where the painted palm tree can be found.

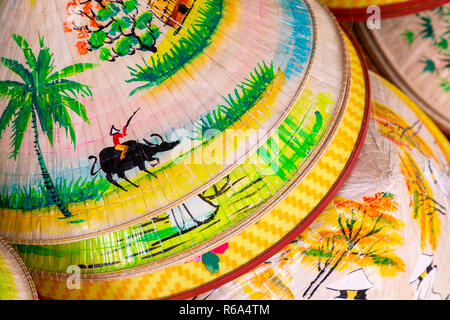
[0,34,96,218]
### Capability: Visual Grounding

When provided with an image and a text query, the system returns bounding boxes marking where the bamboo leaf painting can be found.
[372,101,440,165]
[402,7,450,93]
[402,30,415,47]
[421,57,436,73]
[372,101,446,250]
[419,16,435,39]
[399,150,444,250]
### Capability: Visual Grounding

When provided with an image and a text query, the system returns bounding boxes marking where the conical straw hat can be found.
[15,0,351,277]
[355,4,450,135]
[28,0,371,299]
[326,268,374,291]
[0,238,37,300]
[0,0,318,243]
[195,71,450,301]
[319,0,448,21]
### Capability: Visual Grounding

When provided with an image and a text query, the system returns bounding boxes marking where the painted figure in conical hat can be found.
[326,268,374,300]
[409,253,442,300]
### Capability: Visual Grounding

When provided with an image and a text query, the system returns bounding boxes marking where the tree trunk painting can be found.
[298,192,405,299]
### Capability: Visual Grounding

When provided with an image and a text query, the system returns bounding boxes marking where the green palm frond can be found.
[47,63,97,82]
[11,34,37,70]
[41,79,92,97]
[35,45,55,84]
[53,103,77,146]
[35,91,76,146]
[9,105,32,159]
[38,33,45,48]
[0,97,23,139]
[0,80,25,99]
[0,57,33,85]
[0,33,96,155]
[0,33,97,218]
[34,99,54,145]
[61,95,89,122]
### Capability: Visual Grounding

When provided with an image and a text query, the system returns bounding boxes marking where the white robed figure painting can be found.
[409,254,443,300]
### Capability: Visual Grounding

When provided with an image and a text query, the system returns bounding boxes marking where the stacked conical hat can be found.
[0,238,37,300]
[355,3,450,136]
[319,0,448,21]
[195,71,450,301]
[21,0,372,299]
[14,0,348,276]
[0,0,319,244]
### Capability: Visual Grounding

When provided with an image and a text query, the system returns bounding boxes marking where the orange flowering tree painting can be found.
[299,192,405,299]
[399,149,445,250]
[372,101,440,165]
[372,101,446,250]
[64,0,161,61]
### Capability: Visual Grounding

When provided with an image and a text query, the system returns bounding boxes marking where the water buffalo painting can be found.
[89,134,180,191]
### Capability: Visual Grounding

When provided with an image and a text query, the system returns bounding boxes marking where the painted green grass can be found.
[192,61,277,140]
[126,0,224,95]
[269,111,323,180]
[0,175,110,211]
[101,61,278,192]
[13,102,334,274]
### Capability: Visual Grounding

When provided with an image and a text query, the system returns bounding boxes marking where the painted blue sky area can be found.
[273,0,313,80]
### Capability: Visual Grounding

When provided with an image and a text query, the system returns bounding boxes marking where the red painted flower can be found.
[210,242,229,255]
[66,0,79,15]
[77,29,89,39]
[192,242,229,262]
[96,0,109,10]
[191,242,229,274]
[63,21,73,33]
[82,1,93,14]
[89,18,101,28]
[75,41,88,55]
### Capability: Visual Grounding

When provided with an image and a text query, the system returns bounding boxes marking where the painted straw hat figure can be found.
[409,253,443,300]
[326,268,374,300]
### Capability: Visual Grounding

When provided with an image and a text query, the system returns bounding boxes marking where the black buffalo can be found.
[89,134,180,191]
